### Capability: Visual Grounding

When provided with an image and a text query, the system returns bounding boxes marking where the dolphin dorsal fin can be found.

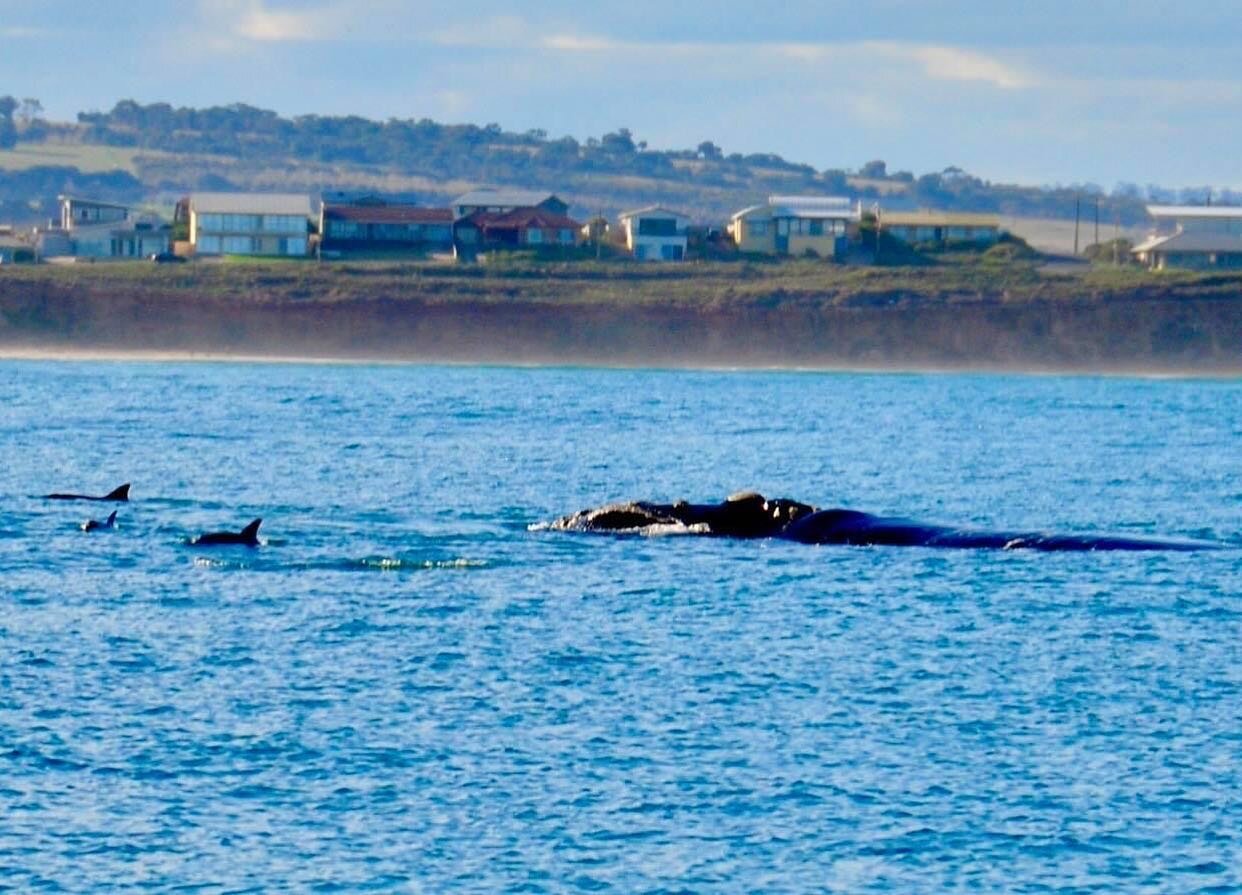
[241,519,262,540]
[104,483,130,501]
[107,510,117,525]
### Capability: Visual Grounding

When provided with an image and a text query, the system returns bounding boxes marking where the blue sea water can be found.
[1,360,1240,893]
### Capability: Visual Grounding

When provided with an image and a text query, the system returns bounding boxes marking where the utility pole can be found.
[1094,197,1100,248]
[1073,195,1081,256]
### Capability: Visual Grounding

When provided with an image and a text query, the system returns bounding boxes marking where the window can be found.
[809,220,824,236]
[223,235,254,254]
[526,228,543,244]
[777,219,790,236]
[198,235,221,253]
[559,229,573,245]
[284,237,307,256]
[661,244,684,261]
[637,217,678,237]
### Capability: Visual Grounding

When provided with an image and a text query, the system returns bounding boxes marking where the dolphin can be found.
[81,510,118,532]
[550,493,1223,552]
[190,519,262,547]
[46,483,130,502]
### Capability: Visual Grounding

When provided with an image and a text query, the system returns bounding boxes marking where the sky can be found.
[2,0,1240,189]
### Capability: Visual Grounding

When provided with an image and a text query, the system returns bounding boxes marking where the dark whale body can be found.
[550,492,1220,552]
[190,519,262,547]
[46,483,130,502]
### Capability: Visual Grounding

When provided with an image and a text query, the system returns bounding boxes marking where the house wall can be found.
[623,214,688,261]
[69,225,170,259]
[731,215,776,254]
[190,210,308,256]
[62,202,128,230]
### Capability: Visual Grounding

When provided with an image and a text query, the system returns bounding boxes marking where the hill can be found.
[0,97,1202,229]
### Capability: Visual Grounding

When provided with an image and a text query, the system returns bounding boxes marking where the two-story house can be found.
[188,192,312,257]
[618,206,690,261]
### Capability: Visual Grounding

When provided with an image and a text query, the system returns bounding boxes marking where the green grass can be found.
[0,141,155,174]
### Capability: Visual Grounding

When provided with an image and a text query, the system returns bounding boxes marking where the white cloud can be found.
[0,25,45,38]
[429,18,1037,91]
[902,44,1034,89]
[195,0,368,46]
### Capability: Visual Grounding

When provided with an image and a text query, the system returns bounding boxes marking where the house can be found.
[39,196,172,259]
[188,192,312,257]
[451,189,569,220]
[0,229,35,264]
[1131,205,1242,270]
[453,207,580,258]
[618,206,690,261]
[59,196,130,230]
[319,201,454,255]
[729,195,860,258]
[877,210,1002,247]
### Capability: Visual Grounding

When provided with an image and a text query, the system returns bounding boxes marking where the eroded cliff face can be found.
[2,271,1240,373]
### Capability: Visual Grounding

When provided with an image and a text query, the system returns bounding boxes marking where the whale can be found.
[46,483,130,502]
[190,518,262,547]
[81,510,118,532]
[549,492,1222,552]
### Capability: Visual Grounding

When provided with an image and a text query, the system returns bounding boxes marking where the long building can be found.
[319,201,454,255]
[1131,205,1242,270]
[188,192,312,257]
[729,196,859,259]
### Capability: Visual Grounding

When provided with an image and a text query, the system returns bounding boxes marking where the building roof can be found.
[732,196,860,222]
[323,204,453,224]
[618,205,690,222]
[452,189,562,209]
[1147,204,1242,220]
[190,192,312,216]
[879,210,1001,227]
[1131,231,1242,254]
[58,195,131,210]
[464,208,581,231]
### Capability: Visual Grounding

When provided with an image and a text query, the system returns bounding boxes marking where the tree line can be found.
[3,97,1239,226]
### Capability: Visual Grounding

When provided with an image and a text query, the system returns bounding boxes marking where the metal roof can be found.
[190,192,312,216]
[733,196,859,221]
[768,195,853,210]
[1131,231,1242,254]
[618,205,690,222]
[323,204,453,224]
[463,208,581,231]
[452,189,561,209]
[879,210,1001,227]
[1147,204,1242,220]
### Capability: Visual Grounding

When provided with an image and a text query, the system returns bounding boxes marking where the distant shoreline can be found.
[2,261,1240,376]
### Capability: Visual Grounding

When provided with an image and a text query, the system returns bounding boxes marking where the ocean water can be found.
[1,360,1240,893]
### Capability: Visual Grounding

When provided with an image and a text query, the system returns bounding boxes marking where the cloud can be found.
[903,44,1034,89]
[196,0,364,46]
[0,25,46,38]
[429,18,1037,91]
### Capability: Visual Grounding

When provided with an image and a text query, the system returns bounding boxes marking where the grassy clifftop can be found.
[2,259,1240,373]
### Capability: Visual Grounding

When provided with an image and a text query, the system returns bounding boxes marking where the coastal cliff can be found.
[1,261,1239,373]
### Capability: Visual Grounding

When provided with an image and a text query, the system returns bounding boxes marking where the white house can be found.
[42,196,171,259]
[189,192,312,257]
[618,206,690,261]
[1131,205,1242,270]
